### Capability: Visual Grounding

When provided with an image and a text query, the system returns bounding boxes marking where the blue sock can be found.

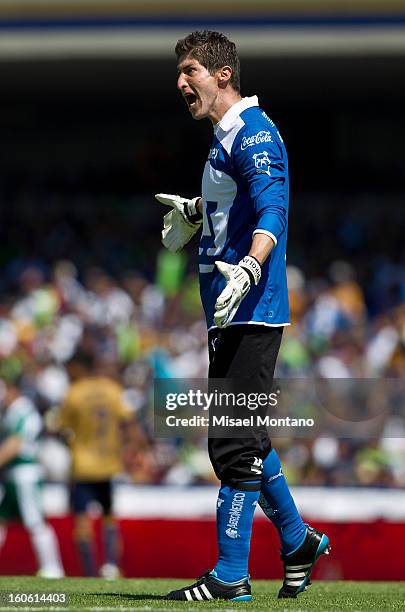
[213,484,260,583]
[259,449,306,555]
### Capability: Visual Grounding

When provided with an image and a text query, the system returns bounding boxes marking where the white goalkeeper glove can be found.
[155,193,202,252]
[214,256,262,328]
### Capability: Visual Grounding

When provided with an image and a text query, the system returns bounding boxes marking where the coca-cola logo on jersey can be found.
[241,130,272,150]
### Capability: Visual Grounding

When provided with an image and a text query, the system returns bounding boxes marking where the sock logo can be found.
[225,492,245,539]
[258,493,276,518]
[217,498,224,509]
[267,467,283,483]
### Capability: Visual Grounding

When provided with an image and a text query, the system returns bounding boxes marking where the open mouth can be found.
[185,92,198,109]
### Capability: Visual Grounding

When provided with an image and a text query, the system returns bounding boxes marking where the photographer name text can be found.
[165,415,315,428]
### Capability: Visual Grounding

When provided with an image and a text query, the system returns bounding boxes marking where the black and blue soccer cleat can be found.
[165,570,252,602]
[278,526,331,599]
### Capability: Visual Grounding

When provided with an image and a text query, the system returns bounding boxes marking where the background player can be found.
[0,367,64,578]
[58,349,137,579]
[155,30,330,602]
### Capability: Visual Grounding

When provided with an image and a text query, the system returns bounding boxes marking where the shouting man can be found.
[155,30,330,602]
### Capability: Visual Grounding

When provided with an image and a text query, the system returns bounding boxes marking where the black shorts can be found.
[71,480,112,515]
[207,324,283,490]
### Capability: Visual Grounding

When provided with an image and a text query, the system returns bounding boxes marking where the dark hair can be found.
[175,30,240,93]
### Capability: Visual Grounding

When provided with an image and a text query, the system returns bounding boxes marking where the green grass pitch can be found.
[0,577,404,611]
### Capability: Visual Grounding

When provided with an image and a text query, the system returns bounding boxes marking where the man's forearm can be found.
[248,232,275,265]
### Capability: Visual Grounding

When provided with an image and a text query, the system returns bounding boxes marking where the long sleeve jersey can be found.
[199,96,290,330]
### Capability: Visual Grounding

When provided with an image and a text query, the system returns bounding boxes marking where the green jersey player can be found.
[0,373,64,578]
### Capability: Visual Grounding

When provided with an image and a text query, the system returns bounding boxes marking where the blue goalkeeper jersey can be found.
[199,96,290,330]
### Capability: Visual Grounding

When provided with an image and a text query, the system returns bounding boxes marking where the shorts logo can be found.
[211,336,219,353]
[208,147,219,160]
[241,130,272,150]
[251,457,263,475]
[253,151,271,176]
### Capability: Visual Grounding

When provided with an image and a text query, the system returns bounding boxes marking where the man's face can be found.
[177,55,219,121]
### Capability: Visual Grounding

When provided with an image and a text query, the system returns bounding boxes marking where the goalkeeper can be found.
[155,30,329,602]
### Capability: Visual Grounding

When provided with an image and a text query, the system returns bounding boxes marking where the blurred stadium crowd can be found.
[1,76,405,492]
[0,211,404,488]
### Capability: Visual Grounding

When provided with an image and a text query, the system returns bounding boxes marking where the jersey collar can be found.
[215,95,259,133]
